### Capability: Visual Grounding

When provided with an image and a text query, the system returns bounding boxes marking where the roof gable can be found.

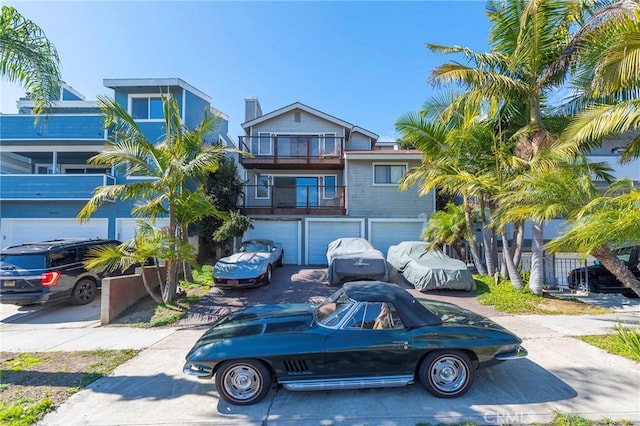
[241,102,378,139]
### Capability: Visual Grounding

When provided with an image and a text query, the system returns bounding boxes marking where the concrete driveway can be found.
[19,266,640,425]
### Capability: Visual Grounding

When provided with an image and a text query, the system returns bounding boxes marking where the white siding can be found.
[116,218,170,242]
[244,220,301,265]
[1,218,108,249]
[369,219,426,258]
[306,218,365,265]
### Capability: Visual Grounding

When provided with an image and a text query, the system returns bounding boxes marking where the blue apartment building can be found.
[0,78,234,249]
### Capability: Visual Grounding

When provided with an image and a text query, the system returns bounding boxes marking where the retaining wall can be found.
[100,266,165,325]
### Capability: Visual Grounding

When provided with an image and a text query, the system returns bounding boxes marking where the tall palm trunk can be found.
[501,228,524,289]
[181,224,194,283]
[528,220,544,295]
[592,245,640,296]
[463,195,487,275]
[480,197,498,276]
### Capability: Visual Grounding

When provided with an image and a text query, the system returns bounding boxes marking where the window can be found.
[321,133,337,156]
[253,133,273,156]
[130,96,163,120]
[374,164,406,185]
[323,175,336,199]
[344,302,404,330]
[256,175,271,199]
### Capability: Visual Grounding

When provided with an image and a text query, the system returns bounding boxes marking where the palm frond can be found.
[0,6,61,115]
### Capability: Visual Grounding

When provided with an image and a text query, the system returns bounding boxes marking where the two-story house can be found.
[0,78,234,249]
[237,98,435,265]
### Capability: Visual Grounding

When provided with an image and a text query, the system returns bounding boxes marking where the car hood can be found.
[420,299,509,331]
[218,252,271,264]
[186,304,315,357]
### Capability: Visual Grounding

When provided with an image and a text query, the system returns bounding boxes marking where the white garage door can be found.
[369,219,425,258]
[116,218,170,242]
[1,218,108,249]
[244,220,301,265]
[306,219,364,265]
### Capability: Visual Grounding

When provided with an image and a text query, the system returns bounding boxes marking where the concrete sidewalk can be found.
[29,309,639,426]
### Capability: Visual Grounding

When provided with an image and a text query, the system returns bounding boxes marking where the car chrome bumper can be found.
[183,362,213,378]
[496,346,528,361]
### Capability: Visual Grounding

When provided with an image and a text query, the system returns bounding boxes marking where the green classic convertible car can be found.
[183,281,527,405]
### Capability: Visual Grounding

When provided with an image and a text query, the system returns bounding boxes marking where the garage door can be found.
[244,220,301,265]
[306,219,364,265]
[116,218,170,242]
[369,219,425,258]
[1,218,108,249]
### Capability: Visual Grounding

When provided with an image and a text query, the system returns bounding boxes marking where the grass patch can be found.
[579,325,640,363]
[474,275,611,315]
[114,264,213,327]
[552,411,634,425]
[0,350,138,426]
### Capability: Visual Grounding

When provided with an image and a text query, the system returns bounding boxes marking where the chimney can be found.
[245,97,262,122]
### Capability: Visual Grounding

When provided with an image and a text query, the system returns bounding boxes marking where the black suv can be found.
[567,245,640,298]
[0,238,122,306]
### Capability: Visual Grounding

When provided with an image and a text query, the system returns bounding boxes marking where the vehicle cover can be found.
[387,241,476,291]
[326,238,388,286]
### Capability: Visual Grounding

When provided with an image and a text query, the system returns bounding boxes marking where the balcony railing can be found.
[0,174,116,200]
[241,184,346,215]
[238,135,344,169]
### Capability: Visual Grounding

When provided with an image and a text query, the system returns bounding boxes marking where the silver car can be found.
[213,240,284,289]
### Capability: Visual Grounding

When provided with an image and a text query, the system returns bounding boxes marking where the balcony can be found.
[241,184,346,215]
[0,114,105,140]
[238,135,344,170]
[0,174,116,201]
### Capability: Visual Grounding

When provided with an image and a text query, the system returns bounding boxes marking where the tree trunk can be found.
[480,197,497,276]
[513,221,524,269]
[142,265,164,305]
[528,220,544,296]
[463,195,487,275]
[501,229,524,290]
[182,224,194,283]
[592,245,640,297]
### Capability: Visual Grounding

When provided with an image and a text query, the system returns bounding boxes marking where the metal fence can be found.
[444,244,588,290]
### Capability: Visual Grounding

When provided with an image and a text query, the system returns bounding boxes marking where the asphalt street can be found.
[1,265,639,425]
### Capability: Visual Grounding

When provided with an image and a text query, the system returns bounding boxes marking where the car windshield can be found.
[314,289,355,328]
[239,242,269,253]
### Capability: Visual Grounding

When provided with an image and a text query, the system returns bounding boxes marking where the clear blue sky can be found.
[1,1,491,141]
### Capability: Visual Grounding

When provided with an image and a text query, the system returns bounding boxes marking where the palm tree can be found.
[546,180,640,296]
[0,6,61,115]
[422,203,470,259]
[424,0,609,294]
[396,94,498,277]
[78,93,233,302]
[558,7,640,162]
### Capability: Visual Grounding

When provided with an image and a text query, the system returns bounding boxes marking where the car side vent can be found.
[283,359,312,375]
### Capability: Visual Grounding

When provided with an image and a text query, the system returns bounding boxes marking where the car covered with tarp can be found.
[326,238,388,286]
[387,241,476,291]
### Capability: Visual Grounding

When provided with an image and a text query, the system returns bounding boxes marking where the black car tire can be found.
[215,359,272,405]
[418,350,474,398]
[70,278,97,305]
[277,251,284,267]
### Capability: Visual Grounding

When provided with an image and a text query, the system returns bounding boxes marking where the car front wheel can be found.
[70,278,97,305]
[418,350,474,398]
[265,265,272,285]
[215,359,272,405]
